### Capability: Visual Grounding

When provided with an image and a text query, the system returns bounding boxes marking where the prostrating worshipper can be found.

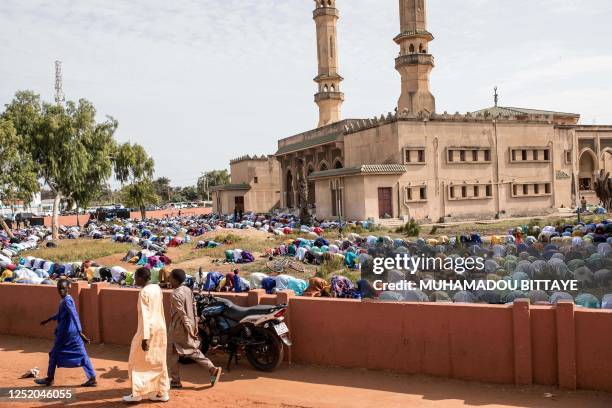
[167,269,222,389]
[123,267,170,403]
[35,279,97,387]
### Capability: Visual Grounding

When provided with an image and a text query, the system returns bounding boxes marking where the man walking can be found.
[167,269,222,389]
[35,279,97,387]
[123,267,170,403]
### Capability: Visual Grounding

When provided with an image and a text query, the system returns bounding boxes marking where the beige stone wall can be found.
[244,189,280,214]
[212,190,246,215]
[324,119,581,221]
[344,121,572,220]
[213,157,281,215]
[314,179,333,219]
[278,119,611,221]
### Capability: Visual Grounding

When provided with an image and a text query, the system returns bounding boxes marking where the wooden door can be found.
[234,196,245,212]
[378,188,393,218]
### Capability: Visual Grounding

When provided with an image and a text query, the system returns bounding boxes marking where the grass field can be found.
[21,240,132,263]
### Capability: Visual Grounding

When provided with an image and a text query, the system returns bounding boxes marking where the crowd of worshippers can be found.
[0,245,175,286]
[252,220,612,308]
[163,219,612,308]
[4,210,612,308]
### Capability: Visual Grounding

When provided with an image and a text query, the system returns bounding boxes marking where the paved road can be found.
[1,335,611,408]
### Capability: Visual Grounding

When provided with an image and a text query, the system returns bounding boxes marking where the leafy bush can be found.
[396,219,421,237]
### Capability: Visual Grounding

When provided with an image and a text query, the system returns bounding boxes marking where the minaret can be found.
[395,0,436,114]
[313,0,344,127]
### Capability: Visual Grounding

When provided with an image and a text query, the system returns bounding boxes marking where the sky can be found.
[1,0,611,187]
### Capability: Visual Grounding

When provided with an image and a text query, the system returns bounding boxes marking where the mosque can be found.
[212,0,612,222]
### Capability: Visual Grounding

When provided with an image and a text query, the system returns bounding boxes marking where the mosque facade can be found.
[273,0,612,222]
[219,0,612,222]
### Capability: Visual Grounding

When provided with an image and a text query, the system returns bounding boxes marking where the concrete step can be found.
[376,218,406,228]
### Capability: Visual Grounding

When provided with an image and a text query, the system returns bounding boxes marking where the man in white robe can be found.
[123,267,170,403]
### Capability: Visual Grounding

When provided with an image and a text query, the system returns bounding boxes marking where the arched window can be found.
[579,150,597,191]
[419,43,423,53]
[409,44,415,53]
[319,162,328,171]
[323,84,329,92]
[330,84,335,92]
[334,159,343,169]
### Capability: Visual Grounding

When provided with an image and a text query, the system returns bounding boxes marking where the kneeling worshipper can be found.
[35,279,97,387]
[123,267,170,403]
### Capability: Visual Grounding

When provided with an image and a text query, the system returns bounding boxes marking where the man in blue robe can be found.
[34,279,97,387]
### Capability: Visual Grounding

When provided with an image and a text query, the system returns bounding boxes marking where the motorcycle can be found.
[194,290,291,372]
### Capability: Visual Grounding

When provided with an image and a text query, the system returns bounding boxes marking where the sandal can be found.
[210,367,222,386]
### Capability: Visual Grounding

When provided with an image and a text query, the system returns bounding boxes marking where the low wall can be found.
[1,282,611,393]
[42,207,212,227]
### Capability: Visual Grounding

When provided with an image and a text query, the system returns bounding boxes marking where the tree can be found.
[0,119,39,237]
[113,142,157,219]
[152,177,172,203]
[119,181,159,219]
[181,186,199,202]
[197,169,230,200]
[3,91,117,239]
[61,101,117,226]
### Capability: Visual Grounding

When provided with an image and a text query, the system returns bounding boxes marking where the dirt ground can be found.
[0,335,611,408]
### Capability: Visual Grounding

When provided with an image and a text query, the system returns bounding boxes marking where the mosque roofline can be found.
[472,106,580,118]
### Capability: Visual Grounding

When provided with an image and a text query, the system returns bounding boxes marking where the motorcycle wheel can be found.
[199,332,211,355]
[245,327,284,371]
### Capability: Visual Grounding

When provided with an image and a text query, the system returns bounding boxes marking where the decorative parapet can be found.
[313,7,339,19]
[395,53,435,68]
[230,154,271,164]
[343,108,557,135]
[315,91,344,102]
[393,29,434,43]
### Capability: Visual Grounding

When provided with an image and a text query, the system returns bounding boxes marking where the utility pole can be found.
[54,61,65,105]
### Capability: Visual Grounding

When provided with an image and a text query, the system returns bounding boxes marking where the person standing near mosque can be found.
[35,279,97,387]
[123,267,170,403]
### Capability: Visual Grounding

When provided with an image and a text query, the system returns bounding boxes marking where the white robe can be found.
[128,284,169,397]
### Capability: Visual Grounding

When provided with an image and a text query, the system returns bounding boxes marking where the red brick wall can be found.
[1,282,611,392]
[42,207,212,227]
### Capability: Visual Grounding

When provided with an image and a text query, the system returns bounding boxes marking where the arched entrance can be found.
[286,170,294,208]
[579,150,596,191]
[601,149,612,174]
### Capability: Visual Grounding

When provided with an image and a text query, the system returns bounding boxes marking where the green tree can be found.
[171,187,185,203]
[119,181,159,218]
[197,169,230,200]
[152,177,172,203]
[3,91,117,239]
[113,142,157,219]
[181,186,199,201]
[62,101,117,226]
[0,119,39,237]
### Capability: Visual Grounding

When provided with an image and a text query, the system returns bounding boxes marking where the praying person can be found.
[123,267,170,403]
[35,279,97,387]
[167,269,222,389]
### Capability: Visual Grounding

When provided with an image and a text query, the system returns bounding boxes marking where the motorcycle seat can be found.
[225,303,279,322]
